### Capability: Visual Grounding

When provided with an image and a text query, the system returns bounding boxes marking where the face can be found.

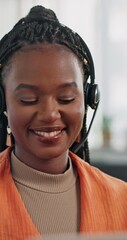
[3,44,85,173]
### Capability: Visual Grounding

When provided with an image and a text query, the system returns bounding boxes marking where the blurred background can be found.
[0,0,127,180]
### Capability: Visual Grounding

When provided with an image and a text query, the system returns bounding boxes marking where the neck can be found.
[14,147,69,174]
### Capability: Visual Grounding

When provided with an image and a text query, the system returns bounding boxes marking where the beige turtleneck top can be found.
[11,151,80,235]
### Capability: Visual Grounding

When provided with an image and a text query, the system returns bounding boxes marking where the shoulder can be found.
[69,152,127,228]
[0,147,12,166]
[69,151,127,193]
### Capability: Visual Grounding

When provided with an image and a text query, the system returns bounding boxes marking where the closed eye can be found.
[20,98,38,105]
[58,98,75,104]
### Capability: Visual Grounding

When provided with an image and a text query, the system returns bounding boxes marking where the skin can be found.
[3,44,85,174]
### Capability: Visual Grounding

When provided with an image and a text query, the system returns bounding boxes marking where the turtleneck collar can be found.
[11,151,78,193]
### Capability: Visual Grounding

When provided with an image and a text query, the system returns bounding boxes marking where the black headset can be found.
[71,38,100,153]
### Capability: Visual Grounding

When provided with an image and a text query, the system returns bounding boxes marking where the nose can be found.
[37,99,61,123]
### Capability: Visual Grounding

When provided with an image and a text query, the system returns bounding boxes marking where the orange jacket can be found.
[0,147,127,240]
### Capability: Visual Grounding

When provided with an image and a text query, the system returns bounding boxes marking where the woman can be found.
[0,5,127,240]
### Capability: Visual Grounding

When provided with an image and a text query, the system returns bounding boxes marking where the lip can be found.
[30,126,65,132]
[29,126,65,144]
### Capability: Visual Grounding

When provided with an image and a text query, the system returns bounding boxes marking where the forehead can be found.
[12,43,82,65]
[7,43,83,74]
[3,43,84,89]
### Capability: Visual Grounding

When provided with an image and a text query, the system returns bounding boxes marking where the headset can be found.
[71,39,100,153]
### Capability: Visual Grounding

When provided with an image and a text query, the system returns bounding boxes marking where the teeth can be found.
[34,130,61,137]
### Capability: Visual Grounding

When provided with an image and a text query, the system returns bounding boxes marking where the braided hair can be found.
[0,5,92,162]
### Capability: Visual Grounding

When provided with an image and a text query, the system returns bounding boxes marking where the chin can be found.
[36,148,68,160]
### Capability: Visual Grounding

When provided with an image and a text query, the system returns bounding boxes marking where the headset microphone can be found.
[71,99,100,153]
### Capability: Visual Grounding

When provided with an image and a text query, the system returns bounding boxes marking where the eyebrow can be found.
[15,83,39,92]
[58,82,78,89]
[15,81,78,92]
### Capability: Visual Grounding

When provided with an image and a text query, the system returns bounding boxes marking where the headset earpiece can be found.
[85,82,100,110]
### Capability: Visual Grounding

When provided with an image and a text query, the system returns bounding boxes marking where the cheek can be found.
[67,98,85,130]
[7,104,31,131]
[7,111,25,134]
[75,105,84,127]
[77,94,85,117]
[5,93,32,126]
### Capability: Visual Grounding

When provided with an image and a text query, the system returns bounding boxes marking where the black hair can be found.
[0,5,91,162]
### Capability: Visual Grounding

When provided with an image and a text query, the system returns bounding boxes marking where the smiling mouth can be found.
[34,130,62,138]
[30,126,65,143]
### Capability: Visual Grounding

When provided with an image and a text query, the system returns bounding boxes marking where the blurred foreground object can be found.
[28,232,127,240]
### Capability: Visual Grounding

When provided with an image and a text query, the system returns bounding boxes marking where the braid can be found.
[0,5,91,162]
[0,113,7,152]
